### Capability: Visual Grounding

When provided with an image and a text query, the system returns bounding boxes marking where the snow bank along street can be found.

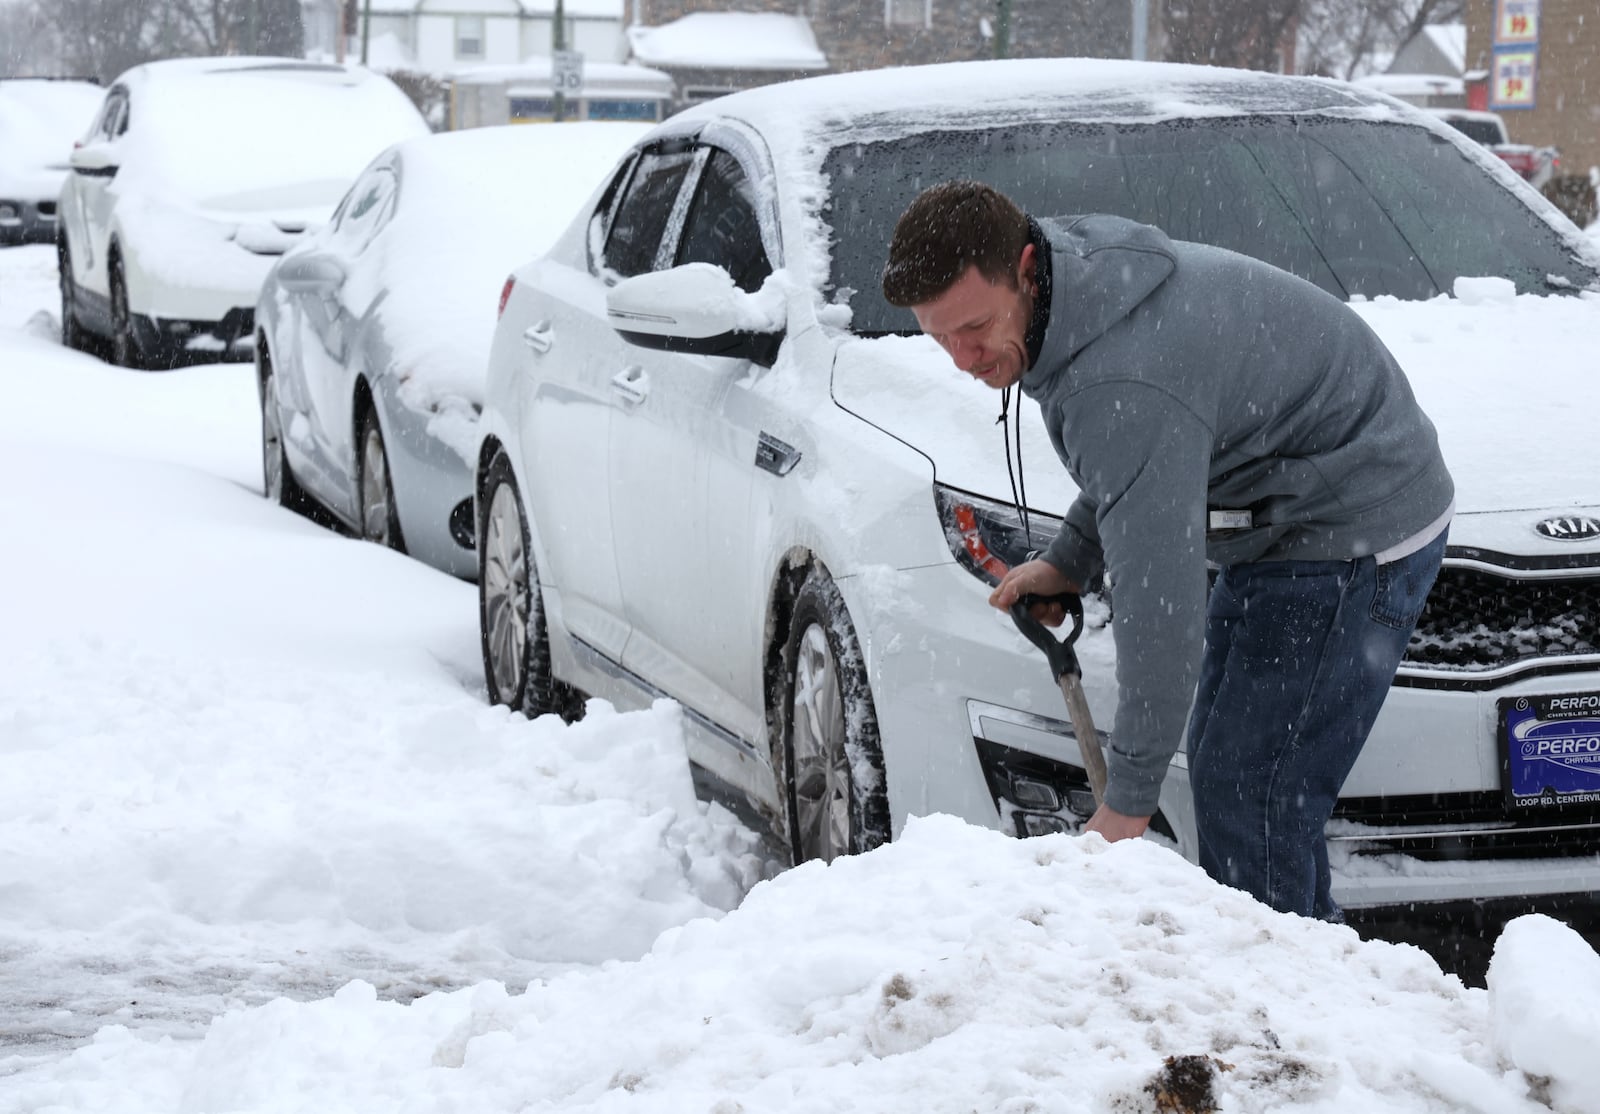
[3,239,1600,1113]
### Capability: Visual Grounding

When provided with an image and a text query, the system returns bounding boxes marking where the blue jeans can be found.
[1186,528,1447,920]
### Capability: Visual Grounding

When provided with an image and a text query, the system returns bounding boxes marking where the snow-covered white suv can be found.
[57,57,426,369]
[476,59,1600,912]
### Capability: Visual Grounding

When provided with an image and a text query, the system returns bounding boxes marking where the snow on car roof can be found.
[109,59,428,211]
[122,55,362,83]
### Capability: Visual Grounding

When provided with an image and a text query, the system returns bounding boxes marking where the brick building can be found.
[628,0,1134,112]
[1464,0,1599,180]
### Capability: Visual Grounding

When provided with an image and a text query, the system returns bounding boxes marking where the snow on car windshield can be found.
[823,115,1600,336]
[128,69,427,212]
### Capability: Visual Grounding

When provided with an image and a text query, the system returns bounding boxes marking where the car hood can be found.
[832,288,1600,557]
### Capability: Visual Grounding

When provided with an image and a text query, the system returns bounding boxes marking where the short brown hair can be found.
[881,181,1030,307]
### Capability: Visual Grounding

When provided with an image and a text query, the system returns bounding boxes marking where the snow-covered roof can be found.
[627,12,828,72]
[1422,22,1467,74]
[363,0,623,14]
[1353,72,1463,98]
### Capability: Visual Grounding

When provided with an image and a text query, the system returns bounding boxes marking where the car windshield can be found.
[1440,116,1504,145]
[823,115,1598,336]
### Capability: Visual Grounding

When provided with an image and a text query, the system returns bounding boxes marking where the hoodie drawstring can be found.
[997,385,1033,552]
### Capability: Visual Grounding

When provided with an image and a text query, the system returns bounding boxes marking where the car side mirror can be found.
[69,144,119,178]
[273,255,347,295]
[606,263,785,368]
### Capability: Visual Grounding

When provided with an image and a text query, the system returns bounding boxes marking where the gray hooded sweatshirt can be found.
[1020,215,1454,818]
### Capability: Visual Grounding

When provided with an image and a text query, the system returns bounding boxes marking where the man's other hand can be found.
[988,558,1079,626]
[1084,804,1151,843]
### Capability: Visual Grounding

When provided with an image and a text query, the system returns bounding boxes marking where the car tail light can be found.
[933,484,1061,586]
[498,276,515,319]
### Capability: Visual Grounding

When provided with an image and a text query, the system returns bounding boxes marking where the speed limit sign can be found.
[553,50,585,96]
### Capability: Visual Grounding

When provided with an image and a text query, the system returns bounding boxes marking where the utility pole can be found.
[361,0,373,64]
[994,0,1011,60]
[553,0,567,122]
[245,0,259,53]
[1131,0,1148,61]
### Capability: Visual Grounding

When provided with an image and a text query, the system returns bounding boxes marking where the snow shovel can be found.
[1008,593,1108,808]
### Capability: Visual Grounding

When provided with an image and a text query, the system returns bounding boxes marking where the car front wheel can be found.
[478,453,559,717]
[259,355,311,512]
[58,240,86,352]
[108,257,149,370]
[777,566,890,864]
[357,407,406,552]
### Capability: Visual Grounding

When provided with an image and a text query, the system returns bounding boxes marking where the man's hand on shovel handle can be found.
[989,559,1080,626]
[1085,804,1151,843]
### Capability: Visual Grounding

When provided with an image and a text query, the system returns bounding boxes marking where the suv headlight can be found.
[934,484,1061,587]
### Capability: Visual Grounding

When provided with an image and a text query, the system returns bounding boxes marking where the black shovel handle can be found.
[1007,592,1084,680]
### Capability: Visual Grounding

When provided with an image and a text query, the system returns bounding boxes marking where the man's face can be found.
[911,244,1036,391]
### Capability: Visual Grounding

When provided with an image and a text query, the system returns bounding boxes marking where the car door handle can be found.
[522,321,553,354]
[610,366,649,405]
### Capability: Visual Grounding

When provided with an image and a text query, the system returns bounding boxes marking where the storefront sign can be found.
[1494,0,1540,45]
[1490,47,1538,109]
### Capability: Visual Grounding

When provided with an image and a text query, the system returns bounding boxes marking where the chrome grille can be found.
[1331,791,1600,861]
[1404,566,1600,673]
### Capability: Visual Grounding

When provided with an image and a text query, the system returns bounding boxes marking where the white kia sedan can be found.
[58,57,427,369]
[475,59,1600,912]
[255,122,652,579]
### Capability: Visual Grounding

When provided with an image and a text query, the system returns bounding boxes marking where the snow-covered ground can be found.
[2,242,1600,1113]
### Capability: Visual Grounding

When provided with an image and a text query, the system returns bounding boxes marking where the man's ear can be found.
[1017,242,1037,289]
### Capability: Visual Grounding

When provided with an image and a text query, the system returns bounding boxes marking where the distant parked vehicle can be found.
[254,122,652,579]
[1426,107,1560,190]
[57,57,427,369]
[0,78,103,247]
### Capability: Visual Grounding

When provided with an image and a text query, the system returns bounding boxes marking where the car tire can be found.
[108,256,149,370]
[777,565,891,864]
[478,452,561,718]
[58,239,86,352]
[357,406,406,552]
[258,353,313,513]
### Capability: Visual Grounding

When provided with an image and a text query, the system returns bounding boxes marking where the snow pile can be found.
[0,307,768,1061]
[5,818,1595,1112]
[1489,915,1600,1113]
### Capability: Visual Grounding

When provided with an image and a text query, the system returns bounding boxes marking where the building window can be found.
[455,15,485,59]
[886,0,930,28]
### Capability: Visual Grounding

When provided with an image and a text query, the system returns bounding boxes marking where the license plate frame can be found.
[1499,692,1600,815]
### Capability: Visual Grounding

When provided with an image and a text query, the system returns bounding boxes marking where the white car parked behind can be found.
[57,57,427,369]
[0,78,104,247]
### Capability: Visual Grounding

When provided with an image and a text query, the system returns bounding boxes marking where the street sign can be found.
[552,50,585,98]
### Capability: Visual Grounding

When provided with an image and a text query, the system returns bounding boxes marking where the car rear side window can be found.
[603,149,696,279]
[330,164,397,255]
[675,149,772,293]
